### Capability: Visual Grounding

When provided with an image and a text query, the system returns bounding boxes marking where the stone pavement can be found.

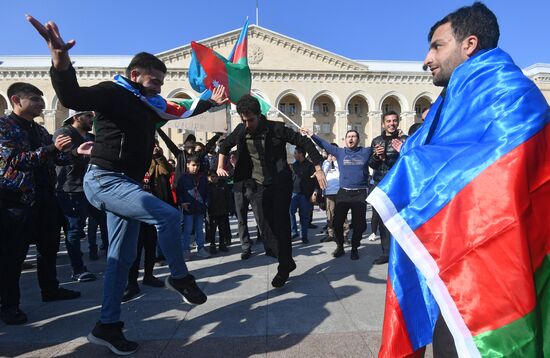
[0,207,433,357]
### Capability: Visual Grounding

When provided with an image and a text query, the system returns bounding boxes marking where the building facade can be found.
[1,25,549,153]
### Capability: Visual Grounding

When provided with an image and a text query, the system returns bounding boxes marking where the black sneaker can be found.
[87,321,138,356]
[0,307,27,325]
[373,255,389,265]
[332,246,345,258]
[308,223,318,229]
[350,248,359,260]
[218,244,229,252]
[271,261,297,288]
[165,274,207,305]
[301,237,310,244]
[42,287,81,302]
[142,276,164,288]
[121,284,141,302]
[241,249,252,260]
[209,245,218,255]
[71,271,97,282]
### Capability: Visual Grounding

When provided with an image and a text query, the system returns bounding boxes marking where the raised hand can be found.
[300,127,313,137]
[26,15,74,70]
[210,85,229,106]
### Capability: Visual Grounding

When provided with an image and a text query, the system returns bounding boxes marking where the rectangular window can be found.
[314,103,321,115]
[322,103,329,115]
[288,103,296,115]
[321,123,331,134]
[279,103,286,113]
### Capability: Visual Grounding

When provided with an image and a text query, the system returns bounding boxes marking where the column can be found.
[400,111,416,135]
[366,111,382,144]
[334,110,348,145]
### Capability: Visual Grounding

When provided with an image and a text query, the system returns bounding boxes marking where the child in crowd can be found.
[206,171,232,254]
[177,156,209,259]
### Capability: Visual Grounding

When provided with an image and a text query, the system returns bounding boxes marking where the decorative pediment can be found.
[156,25,369,73]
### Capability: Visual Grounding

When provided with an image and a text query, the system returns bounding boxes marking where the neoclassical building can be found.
[1,25,549,152]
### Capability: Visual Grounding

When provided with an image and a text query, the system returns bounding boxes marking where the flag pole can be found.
[256,0,259,26]
[272,105,302,130]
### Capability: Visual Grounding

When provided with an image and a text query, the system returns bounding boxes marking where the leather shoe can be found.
[332,246,345,258]
[42,287,81,302]
[271,261,297,288]
[373,255,389,265]
[0,307,27,325]
[241,250,252,260]
[350,248,359,260]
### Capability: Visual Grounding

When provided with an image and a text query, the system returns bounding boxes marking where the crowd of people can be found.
[0,2,544,357]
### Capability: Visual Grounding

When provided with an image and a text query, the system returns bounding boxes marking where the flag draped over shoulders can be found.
[368,47,550,357]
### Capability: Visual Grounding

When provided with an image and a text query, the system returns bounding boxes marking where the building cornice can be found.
[0,67,435,84]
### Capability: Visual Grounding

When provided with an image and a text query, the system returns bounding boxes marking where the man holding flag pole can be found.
[368,2,549,357]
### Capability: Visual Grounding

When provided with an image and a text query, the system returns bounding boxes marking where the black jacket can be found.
[368,131,408,184]
[50,66,212,182]
[53,125,94,192]
[219,116,323,186]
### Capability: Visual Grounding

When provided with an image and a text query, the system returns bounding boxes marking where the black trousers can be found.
[206,214,231,246]
[233,179,273,253]
[0,190,61,310]
[0,205,31,310]
[333,188,367,249]
[261,181,294,272]
[128,223,157,285]
[371,206,381,235]
[379,218,391,257]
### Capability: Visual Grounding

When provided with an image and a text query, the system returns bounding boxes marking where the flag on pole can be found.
[189,19,251,104]
[368,48,550,357]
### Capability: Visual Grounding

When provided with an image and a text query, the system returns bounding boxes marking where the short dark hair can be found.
[345,129,360,140]
[125,52,167,77]
[186,155,200,164]
[383,111,400,122]
[7,82,43,104]
[294,146,306,156]
[236,94,261,117]
[428,2,499,51]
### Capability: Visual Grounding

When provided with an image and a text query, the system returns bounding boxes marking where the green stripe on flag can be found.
[472,255,549,357]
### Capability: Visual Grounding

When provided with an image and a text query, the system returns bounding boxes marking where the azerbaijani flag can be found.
[368,47,550,357]
[189,19,251,104]
[188,20,272,115]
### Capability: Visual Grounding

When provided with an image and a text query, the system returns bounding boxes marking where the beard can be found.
[432,48,464,87]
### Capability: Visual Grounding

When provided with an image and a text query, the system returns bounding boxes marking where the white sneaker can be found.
[183,250,191,261]
[367,233,379,241]
[196,247,210,258]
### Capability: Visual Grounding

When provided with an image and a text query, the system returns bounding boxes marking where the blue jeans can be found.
[289,192,312,239]
[56,191,89,274]
[182,213,205,251]
[83,165,189,323]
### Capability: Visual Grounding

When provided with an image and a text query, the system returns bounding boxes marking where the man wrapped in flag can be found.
[367,2,549,357]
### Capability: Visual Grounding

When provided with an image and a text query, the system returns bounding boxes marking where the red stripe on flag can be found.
[415,124,550,335]
[231,37,248,64]
[191,42,229,93]
[379,279,425,358]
